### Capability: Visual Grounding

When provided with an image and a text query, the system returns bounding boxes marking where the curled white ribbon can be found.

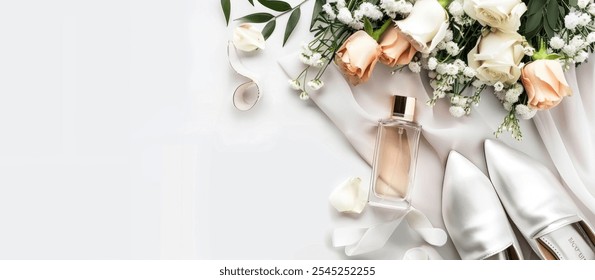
[329,177,446,256]
[332,206,447,256]
[402,246,444,260]
[227,41,261,111]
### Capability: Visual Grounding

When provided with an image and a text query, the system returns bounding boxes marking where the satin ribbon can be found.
[279,53,446,257]
[402,246,444,260]
[227,41,261,111]
[332,206,446,256]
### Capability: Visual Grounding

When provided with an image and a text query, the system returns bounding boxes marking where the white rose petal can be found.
[328,177,367,214]
[395,0,449,53]
[232,23,266,52]
[579,0,590,9]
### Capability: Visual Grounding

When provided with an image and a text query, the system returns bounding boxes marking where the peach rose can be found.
[335,31,382,85]
[521,60,572,110]
[378,27,417,67]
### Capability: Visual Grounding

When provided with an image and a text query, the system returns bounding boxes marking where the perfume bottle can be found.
[368,95,421,210]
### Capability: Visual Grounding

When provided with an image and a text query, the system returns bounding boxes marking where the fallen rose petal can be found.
[329,177,368,214]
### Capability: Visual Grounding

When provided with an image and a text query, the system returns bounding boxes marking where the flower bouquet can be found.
[222,0,595,140]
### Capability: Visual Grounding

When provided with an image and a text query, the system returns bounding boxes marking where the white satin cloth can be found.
[279,53,595,260]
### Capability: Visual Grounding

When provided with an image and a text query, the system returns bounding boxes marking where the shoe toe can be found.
[443,150,522,260]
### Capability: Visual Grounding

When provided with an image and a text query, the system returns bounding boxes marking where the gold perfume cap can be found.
[392,95,416,122]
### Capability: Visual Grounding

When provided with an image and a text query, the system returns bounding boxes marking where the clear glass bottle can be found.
[368,95,421,210]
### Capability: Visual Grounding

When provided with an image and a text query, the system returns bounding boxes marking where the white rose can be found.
[463,0,527,32]
[232,23,266,52]
[395,0,449,53]
[467,31,525,85]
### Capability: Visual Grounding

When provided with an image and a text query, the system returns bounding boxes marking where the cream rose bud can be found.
[395,0,449,53]
[335,31,382,85]
[463,0,527,33]
[232,23,266,52]
[521,60,572,110]
[467,31,525,85]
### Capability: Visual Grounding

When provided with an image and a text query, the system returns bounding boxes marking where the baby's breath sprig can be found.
[495,110,523,141]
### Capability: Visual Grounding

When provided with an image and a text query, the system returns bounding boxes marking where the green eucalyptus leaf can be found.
[258,0,292,12]
[248,0,254,5]
[221,0,231,25]
[311,0,325,30]
[569,0,578,6]
[283,7,301,46]
[236,12,275,23]
[262,20,276,40]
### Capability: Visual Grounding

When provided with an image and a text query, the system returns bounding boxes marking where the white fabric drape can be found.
[278,52,595,259]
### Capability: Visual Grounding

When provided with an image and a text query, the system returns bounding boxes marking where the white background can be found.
[0,0,576,260]
[0,0,384,259]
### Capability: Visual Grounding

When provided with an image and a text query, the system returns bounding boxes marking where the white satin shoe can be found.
[485,139,595,260]
[442,151,523,260]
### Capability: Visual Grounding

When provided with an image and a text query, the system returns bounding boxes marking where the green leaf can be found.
[236,12,275,23]
[371,19,392,41]
[545,53,563,59]
[262,20,276,40]
[546,0,560,30]
[526,0,543,16]
[221,0,231,26]
[248,0,254,5]
[364,18,373,36]
[569,0,578,6]
[523,12,543,39]
[310,0,325,30]
[258,0,292,12]
[283,7,301,46]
